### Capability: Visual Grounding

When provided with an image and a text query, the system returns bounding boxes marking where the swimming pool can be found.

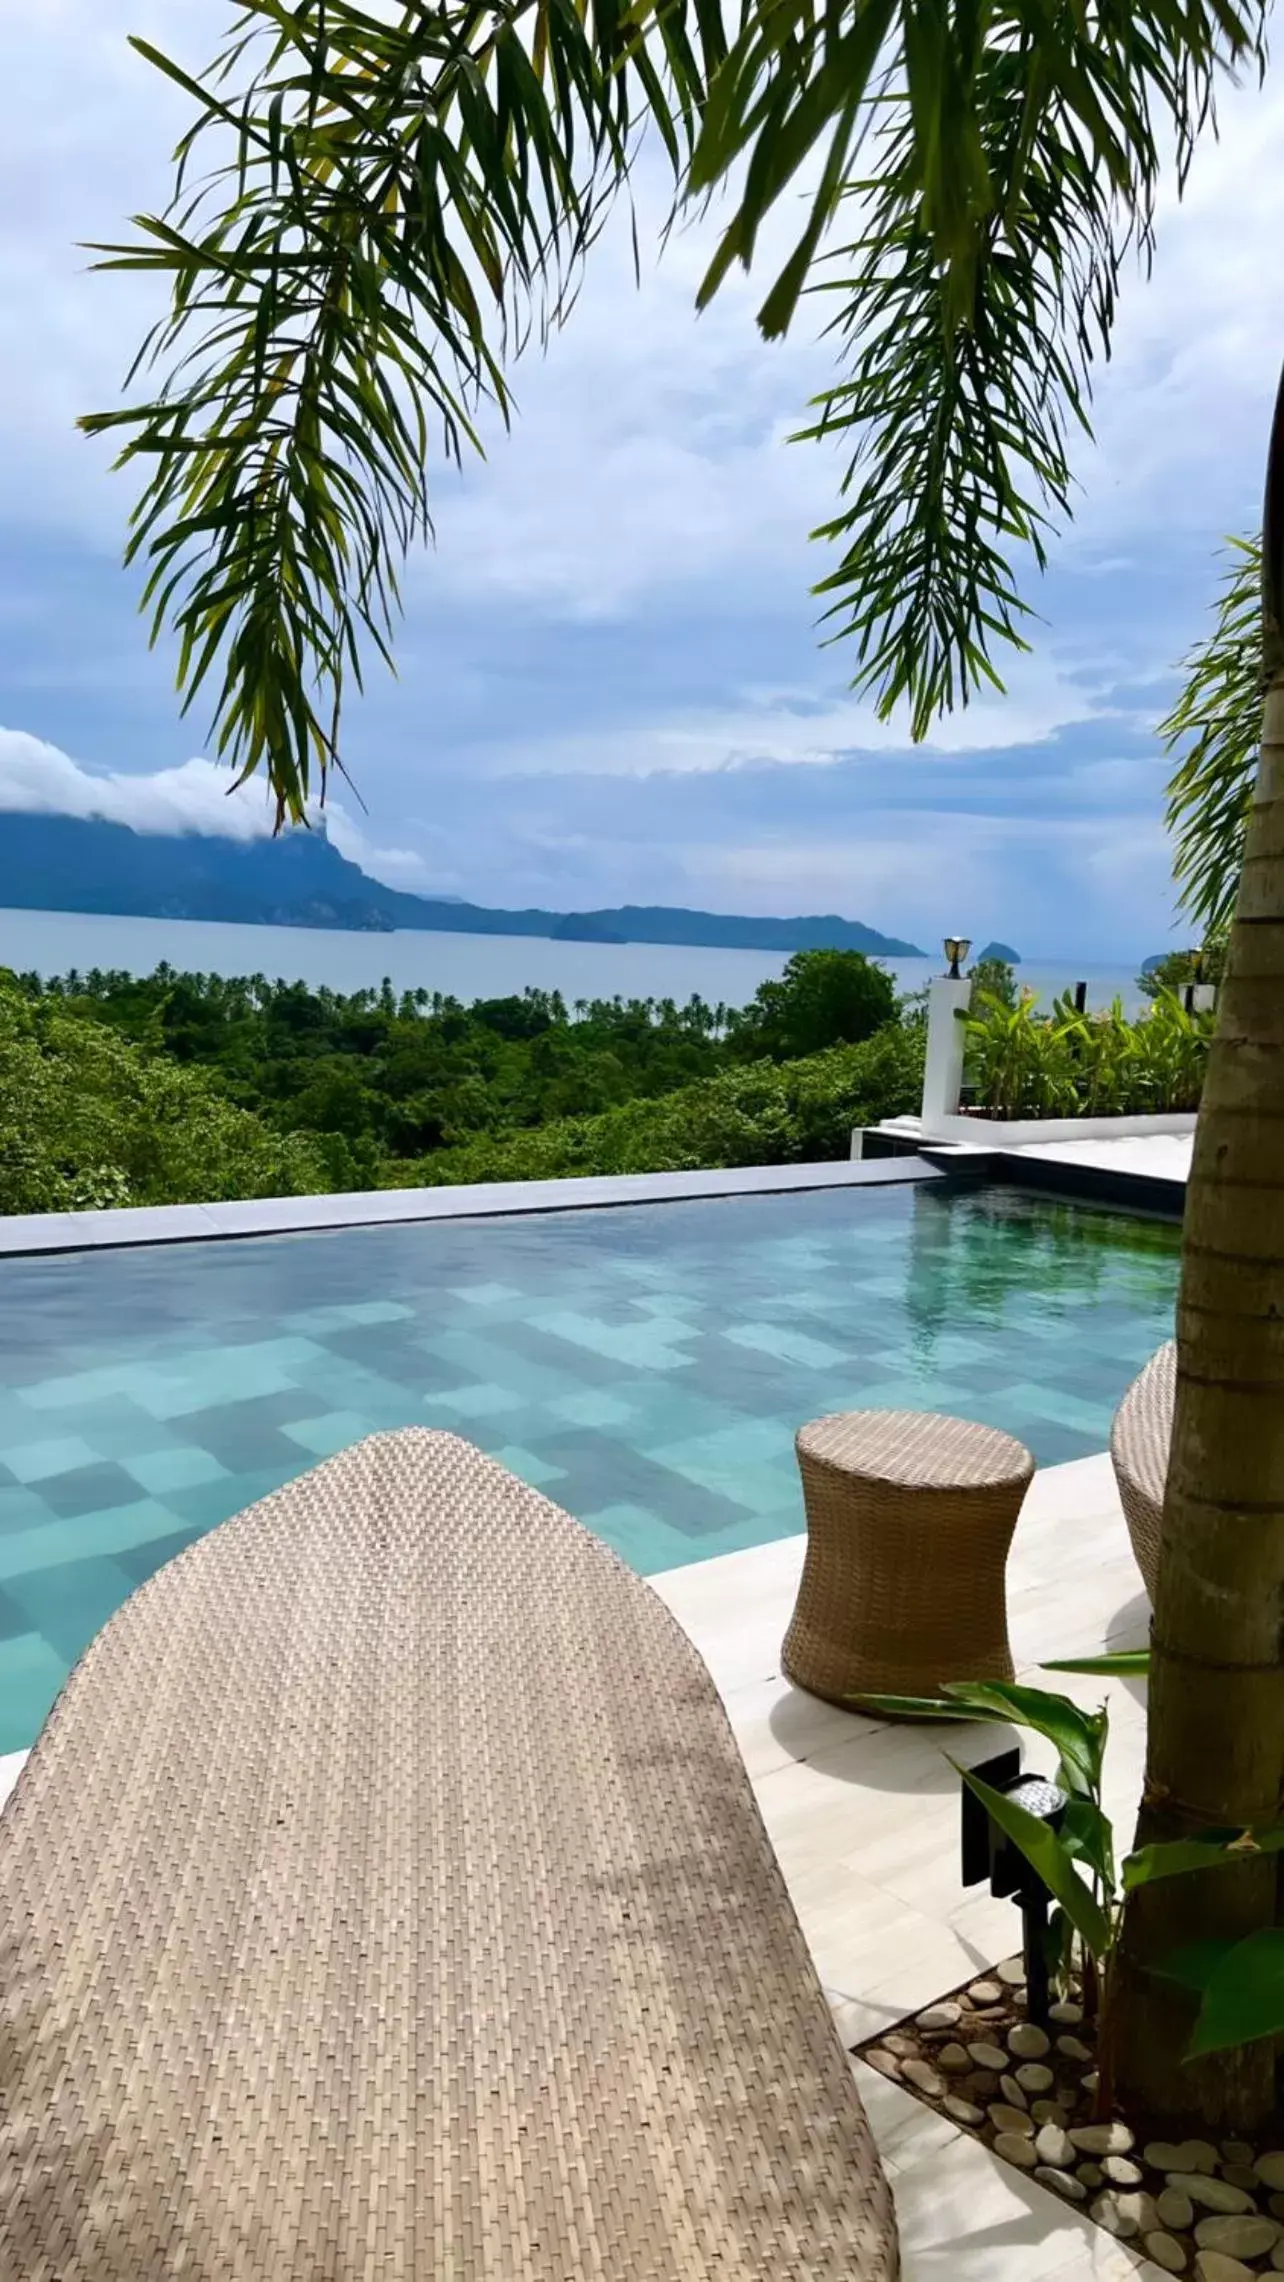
[0,1182,1179,1751]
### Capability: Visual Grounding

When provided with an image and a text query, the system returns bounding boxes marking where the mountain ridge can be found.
[0,811,926,958]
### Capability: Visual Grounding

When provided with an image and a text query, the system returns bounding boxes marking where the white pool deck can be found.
[652,1448,1158,2282]
[0,1449,1160,2279]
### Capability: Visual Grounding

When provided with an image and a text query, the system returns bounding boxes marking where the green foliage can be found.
[728,950,896,1060]
[0,962,923,1210]
[869,1661,1284,2068]
[395,1023,925,1186]
[79,1,725,818]
[1161,1929,1284,2059]
[1161,535,1262,933]
[86,2,1268,803]
[1137,931,1228,1002]
[0,973,331,1213]
[967,956,1017,1012]
[963,989,1211,1120]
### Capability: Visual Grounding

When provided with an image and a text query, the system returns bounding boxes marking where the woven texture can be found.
[1110,1339,1175,1601]
[783,1410,1034,1708]
[0,1427,897,2282]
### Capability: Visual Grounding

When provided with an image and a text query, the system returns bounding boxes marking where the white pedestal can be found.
[1192,983,1217,1014]
[921,977,972,1126]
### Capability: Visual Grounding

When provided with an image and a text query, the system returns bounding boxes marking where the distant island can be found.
[0,812,926,958]
[976,940,1021,963]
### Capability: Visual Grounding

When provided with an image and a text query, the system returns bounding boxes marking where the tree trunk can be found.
[1113,372,1284,2132]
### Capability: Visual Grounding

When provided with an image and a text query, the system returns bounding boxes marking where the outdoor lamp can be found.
[960,1747,1068,2023]
[943,937,972,980]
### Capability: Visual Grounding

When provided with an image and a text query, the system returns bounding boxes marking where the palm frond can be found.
[80,0,726,821]
[1161,534,1262,934]
[687,0,1268,739]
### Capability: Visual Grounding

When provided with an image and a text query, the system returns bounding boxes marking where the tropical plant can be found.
[1161,536,1262,934]
[88,0,1284,2130]
[864,1664,1284,2111]
[967,955,1018,1013]
[963,990,1212,1120]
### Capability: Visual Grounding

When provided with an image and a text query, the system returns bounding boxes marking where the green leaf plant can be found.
[858,1659,1284,2107]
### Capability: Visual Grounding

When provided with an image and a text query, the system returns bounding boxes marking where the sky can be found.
[1,6,1283,958]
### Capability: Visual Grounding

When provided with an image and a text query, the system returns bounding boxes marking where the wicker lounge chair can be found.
[0,1428,897,2282]
[1110,1338,1175,1600]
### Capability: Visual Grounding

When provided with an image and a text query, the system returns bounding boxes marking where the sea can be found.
[0,907,1149,1014]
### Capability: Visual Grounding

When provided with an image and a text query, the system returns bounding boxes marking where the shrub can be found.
[392,1023,925,1187]
[0,977,334,1213]
[963,989,1211,1120]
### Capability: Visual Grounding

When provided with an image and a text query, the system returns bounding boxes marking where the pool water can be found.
[0,1183,1179,1752]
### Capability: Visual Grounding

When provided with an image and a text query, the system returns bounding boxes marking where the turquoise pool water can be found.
[0,1183,1179,1752]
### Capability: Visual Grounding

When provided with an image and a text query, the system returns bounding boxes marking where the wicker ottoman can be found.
[783,1410,1035,1709]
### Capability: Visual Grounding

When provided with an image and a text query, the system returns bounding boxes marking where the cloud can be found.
[461,646,1127,778]
[0,4,1277,962]
[0,727,431,888]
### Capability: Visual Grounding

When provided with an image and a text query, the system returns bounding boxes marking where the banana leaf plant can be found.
[858,1653,1284,2115]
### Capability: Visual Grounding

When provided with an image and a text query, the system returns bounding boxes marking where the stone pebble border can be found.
[852,1955,1284,2278]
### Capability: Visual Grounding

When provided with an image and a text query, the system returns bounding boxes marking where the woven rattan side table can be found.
[783,1409,1035,1709]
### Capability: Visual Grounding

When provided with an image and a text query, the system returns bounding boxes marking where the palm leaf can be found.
[1160,533,1262,933]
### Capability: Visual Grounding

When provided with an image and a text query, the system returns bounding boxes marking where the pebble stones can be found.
[1007,2021,1050,2060]
[942,2095,984,2127]
[1194,2255,1256,2282]
[1102,2155,1144,2187]
[901,2059,944,2098]
[1157,2189,1196,2231]
[1014,2063,1054,2095]
[1048,1998,1084,2025]
[1070,2122,1135,2157]
[1166,2175,1255,2217]
[996,1957,1026,1986]
[865,2048,900,2080]
[1035,2123,1076,2168]
[1193,2217,1281,2259]
[967,1979,1003,2006]
[937,2044,972,2074]
[994,2132,1038,2171]
[1092,2190,1159,2240]
[1259,2154,1284,2192]
[987,2103,1034,2138]
[916,2003,961,2032]
[1056,2034,1093,2062]
[1036,2167,1086,2201]
[999,2074,1028,2111]
[1145,2235,1189,2275]
[1148,2143,1218,2176]
[967,2042,1008,2072]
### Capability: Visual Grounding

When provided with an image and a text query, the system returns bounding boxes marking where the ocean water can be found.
[0,906,1147,1012]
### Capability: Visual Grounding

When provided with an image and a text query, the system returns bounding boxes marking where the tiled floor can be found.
[0,1182,1177,1751]
[652,1451,1162,2282]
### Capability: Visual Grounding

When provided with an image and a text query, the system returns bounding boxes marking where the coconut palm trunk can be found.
[1112,364,1284,2132]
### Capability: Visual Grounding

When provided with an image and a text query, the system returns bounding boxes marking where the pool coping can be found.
[0,1152,949,1258]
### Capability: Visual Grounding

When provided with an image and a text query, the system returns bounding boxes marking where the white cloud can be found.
[0,727,431,888]
[466,649,1126,777]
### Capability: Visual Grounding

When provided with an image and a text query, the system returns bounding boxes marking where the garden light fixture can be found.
[961,1747,1068,2023]
[943,937,971,980]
